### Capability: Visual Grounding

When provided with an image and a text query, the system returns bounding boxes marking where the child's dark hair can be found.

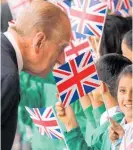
[116,65,132,93]
[96,54,132,97]
[99,15,132,56]
[123,30,132,50]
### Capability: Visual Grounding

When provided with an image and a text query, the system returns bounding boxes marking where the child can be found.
[121,30,132,61]
[94,54,132,126]
[80,54,131,128]
[109,65,133,150]
[99,15,132,56]
[55,66,132,150]
[70,54,132,147]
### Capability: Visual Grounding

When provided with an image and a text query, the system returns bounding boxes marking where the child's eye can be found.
[119,89,126,93]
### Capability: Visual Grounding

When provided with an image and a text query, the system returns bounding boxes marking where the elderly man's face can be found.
[25,39,70,78]
[25,23,71,77]
[40,40,69,76]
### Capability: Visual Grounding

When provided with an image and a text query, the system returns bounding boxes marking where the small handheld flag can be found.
[25,106,63,140]
[53,50,100,107]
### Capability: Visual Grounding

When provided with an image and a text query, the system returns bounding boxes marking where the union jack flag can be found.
[100,0,115,12]
[71,31,87,41]
[53,50,100,107]
[25,106,63,139]
[107,0,115,12]
[115,8,130,17]
[65,39,93,62]
[114,0,132,11]
[69,0,107,37]
[56,0,71,14]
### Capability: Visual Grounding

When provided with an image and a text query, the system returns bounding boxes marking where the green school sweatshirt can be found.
[64,113,124,150]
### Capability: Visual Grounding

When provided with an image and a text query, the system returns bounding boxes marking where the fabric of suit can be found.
[1,33,20,150]
[1,3,13,33]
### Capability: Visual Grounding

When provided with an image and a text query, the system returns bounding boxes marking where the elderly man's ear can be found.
[32,32,46,53]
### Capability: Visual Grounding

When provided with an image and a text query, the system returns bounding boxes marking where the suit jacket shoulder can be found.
[1,3,12,32]
[1,33,20,150]
[1,33,18,76]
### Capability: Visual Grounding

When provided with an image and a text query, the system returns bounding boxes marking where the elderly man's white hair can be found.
[13,0,71,42]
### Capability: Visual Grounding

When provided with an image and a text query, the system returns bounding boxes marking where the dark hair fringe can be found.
[115,65,132,97]
[123,30,132,50]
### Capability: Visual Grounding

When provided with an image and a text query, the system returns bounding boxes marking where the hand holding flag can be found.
[56,101,78,132]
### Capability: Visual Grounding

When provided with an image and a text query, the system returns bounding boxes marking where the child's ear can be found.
[100,81,110,94]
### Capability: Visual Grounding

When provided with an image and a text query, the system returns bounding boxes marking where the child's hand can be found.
[55,101,78,132]
[109,118,125,143]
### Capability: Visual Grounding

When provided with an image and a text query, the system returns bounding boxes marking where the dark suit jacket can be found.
[1,3,13,32]
[1,33,20,150]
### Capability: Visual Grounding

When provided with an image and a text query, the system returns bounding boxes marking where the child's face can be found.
[117,75,132,123]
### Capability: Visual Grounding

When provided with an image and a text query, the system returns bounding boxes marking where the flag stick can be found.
[101,92,111,124]
[97,3,108,57]
[100,81,112,124]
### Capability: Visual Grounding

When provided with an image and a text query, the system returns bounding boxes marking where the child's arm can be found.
[88,85,106,126]
[56,102,78,131]
[55,102,97,150]
[79,95,92,110]
[79,94,97,145]
[79,94,94,120]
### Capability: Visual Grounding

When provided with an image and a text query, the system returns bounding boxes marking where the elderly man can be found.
[1,1,71,150]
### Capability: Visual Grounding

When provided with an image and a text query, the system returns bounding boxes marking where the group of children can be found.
[55,14,133,150]
[56,64,132,150]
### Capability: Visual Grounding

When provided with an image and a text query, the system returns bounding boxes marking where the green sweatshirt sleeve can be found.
[84,106,97,146]
[64,127,99,150]
[64,113,124,150]
[84,105,96,128]
[92,105,106,127]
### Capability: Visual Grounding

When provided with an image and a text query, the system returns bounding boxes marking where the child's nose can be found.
[125,91,132,101]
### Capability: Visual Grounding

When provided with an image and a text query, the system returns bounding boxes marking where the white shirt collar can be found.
[120,118,133,130]
[4,31,23,73]
[100,106,122,125]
